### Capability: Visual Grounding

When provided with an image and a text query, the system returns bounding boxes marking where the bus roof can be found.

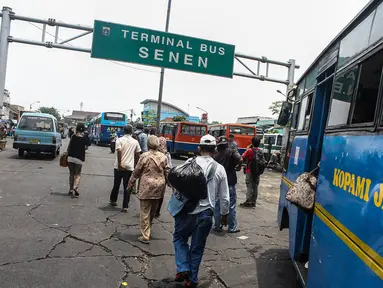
[209,123,256,128]
[161,121,207,126]
[296,0,379,85]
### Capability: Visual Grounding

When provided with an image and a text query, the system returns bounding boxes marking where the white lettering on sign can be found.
[154,49,164,61]
[151,35,160,44]
[186,41,192,50]
[131,31,138,40]
[176,40,184,48]
[200,44,207,52]
[141,33,148,42]
[139,47,149,58]
[219,47,225,56]
[122,29,129,38]
[167,38,174,47]
[169,51,179,63]
[198,57,208,68]
[184,54,193,66]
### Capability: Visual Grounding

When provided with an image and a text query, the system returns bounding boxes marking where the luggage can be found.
[286,172,317,210]
[60,152,68,167]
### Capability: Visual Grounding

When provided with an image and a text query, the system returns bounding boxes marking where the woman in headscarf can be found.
[128,135,169,244]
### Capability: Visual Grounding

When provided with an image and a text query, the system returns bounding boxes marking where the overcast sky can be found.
[3,0,369,122]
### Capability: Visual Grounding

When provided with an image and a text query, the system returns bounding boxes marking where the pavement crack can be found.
[47,235,71,258]
[208,268,229,288]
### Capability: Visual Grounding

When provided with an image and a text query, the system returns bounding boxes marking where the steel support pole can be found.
[0,7,12,108]
[280,59,296,168]
[155,0,172,134]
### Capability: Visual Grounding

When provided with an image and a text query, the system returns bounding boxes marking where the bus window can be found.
[304,93,314,130]
[327,66,358,127]
[229,125,255,136]
[195,126,201,136]
[188,125,196,136]
[264,135,276,145]
[291,102,300,129]
[104,112,125,121]
[351,49,383,124]
[298,96,308,130]
[181,125,189,135]
[209,126,221,137]
[201,126,207,136]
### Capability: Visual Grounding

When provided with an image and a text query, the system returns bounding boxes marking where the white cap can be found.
[200,134,216,146]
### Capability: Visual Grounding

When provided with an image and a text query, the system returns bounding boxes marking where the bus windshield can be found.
[104,112,125,122]
[181,124,207,136]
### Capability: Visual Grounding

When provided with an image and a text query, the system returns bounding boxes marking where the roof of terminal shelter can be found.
[140,99,189,117]
[65,110,100,121]
[296,0,380,84]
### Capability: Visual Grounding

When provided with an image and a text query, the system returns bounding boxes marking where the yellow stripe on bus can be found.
[281,176,383,278]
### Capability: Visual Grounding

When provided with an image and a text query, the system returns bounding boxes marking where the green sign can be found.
[91,20,235,78]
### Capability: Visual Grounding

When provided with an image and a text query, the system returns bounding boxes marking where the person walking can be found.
[127,135,169,244]
[213,136,243,233]
[132,122,148,195]
[240,136,266,207]
[172,135,230,288]
[110,128,117,154]
[0,125,7,152]
[67,123,91,198]
[109,125,141,212]
[155,136,172,218]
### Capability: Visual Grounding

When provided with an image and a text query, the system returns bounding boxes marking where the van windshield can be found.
[18,116,54,132]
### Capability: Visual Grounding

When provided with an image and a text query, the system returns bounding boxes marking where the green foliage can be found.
[209,120,221,125]
[39,107,61,120]
[269,101,283,115]
[143,110,157,125]
[172,115,187,122]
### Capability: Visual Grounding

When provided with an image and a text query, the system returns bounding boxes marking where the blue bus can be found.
[88,112,127,145]
[278,1,383,286]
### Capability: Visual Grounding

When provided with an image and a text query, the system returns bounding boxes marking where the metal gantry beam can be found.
[0,6,300,111]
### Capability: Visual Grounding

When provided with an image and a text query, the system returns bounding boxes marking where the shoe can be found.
[109,200,117,207]
[71,190,79,198]
[175,271,190,282]
[239,202,253,208]
[228,229,241,233]
[68,190,74,196]
[121,208,128,213]
[154,213,160,218]
[252,203,256,207]
[212,226,223,232]
[185,280,198,287]
[137,236,149,244]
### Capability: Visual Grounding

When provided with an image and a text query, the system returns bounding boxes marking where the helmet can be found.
[136,122,144,129]
[200,134,216,146]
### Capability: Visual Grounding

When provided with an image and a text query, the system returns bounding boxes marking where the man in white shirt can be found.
[173,135,230,288]
[109,125,141,212]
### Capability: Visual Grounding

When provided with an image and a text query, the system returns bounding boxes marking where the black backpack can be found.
[133,131,142,141]
[250,149,266,177]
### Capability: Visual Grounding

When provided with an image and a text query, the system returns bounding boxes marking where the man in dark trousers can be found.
[213,136,243,233]
[240,136,266,207]
[109,125,141,212]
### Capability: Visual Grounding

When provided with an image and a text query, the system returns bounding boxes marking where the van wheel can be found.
[18,149,24,158]
[51,150,57,159]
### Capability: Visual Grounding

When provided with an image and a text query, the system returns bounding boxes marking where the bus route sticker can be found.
[294,147,300,165]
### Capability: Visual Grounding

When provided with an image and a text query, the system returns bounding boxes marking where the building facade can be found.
[141,99,199,124]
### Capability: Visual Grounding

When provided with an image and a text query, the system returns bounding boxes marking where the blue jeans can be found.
[214,185,237,232]
[173,209,213,283]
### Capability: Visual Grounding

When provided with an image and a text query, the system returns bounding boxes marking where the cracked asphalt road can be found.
[0,139,297,288]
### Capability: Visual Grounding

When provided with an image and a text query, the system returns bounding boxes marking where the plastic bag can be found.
[168,158,208,201]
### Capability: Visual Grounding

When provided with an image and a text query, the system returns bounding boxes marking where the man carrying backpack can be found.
[240,136,266,208]
[172,135,230,288]
[213,136,243,233]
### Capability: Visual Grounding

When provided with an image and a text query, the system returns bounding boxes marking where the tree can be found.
[172,115,187,122]
[209,121,221,125]
[39,107,61,120]
[269,101,283,115]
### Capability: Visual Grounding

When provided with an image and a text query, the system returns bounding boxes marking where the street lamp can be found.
[29,101,40,110]
[196,106,208,114]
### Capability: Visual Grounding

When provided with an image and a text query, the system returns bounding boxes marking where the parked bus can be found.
[208,123,256,154]
[278,1,383,286]
[160,122,207,156]
[261,133,283,160]
[88,112,127,145]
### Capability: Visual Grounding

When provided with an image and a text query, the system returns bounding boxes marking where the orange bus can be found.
[160,122,208,156]
[208,123,256,154]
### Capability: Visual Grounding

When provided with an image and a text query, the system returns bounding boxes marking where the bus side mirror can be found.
[277,101,292,126]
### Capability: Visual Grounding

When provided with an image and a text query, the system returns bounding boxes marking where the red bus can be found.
[208,123,256,154]
[160,122,208,156]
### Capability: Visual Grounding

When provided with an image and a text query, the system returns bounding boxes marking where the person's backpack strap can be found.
[206,161,218,183]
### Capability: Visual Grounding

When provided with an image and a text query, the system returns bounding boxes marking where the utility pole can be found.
[0,7,12,108]
[155,0,172,135]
